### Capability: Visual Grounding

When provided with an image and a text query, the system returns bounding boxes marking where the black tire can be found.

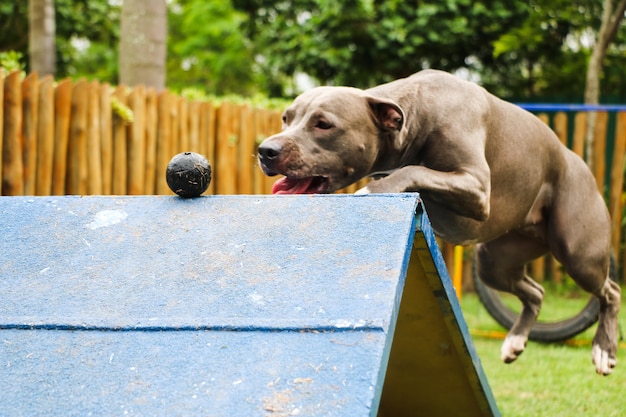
[473,252,618,343]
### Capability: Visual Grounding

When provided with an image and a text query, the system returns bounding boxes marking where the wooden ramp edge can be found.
[378,203,500,416]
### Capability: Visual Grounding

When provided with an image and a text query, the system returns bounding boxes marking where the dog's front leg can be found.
[356,165,491,221]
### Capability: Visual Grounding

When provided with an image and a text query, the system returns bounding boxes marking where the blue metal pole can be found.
[516,103,626,112]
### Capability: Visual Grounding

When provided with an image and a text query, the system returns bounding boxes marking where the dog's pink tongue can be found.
[272,177,316,194]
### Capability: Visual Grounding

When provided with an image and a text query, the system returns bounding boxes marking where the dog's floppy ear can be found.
[366,96,405,132]
[366,96,406,149]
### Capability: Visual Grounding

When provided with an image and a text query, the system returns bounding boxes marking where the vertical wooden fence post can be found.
[51,79,72,195]
[593,111,608,192]
[66,79,88,195]
[126,85,146,195]
[35,75,55,196]
[155,90,172,195]
[215,101,237,194]
[177,97,188,154]
[87,80,102,195]
[572,112,586,158]
[144,88,158,195]
[238,104,254,194]
[112,85,128,195]
[188,100,200,152]
[100,83,113,195]
[204,102,217,195]
[22,72,39,195]
[553,112,567,145]
[197,101,208,158]
[170,94,180,161]
[2,71,24,196]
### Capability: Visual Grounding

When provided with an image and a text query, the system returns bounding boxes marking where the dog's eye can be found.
[315,120,333,130]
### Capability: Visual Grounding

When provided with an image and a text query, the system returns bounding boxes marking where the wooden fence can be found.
[0,70,290,197]
[1,70,625,284]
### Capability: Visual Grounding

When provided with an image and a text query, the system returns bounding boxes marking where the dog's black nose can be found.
[258,141,282,161]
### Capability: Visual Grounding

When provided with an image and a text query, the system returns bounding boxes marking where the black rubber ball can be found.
[166,152,212,198]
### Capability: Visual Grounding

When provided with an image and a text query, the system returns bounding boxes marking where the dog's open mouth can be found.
[272,176,330,194]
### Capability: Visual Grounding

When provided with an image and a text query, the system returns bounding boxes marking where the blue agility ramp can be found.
[0,194,499,416]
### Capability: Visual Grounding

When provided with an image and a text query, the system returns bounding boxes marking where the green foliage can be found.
[55,0,120,82]
[235,0,528,94]
[482,0,625,99]
[235,0,626,99]
[0,50,25,72]
[167,0,259,95]
[0,0,120,81]
[0,3,28,54]
[178,86,290,110]
[1,0,625,100]
[481,0,605,98]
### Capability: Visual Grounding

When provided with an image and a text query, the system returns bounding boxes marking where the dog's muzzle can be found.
[257,139,331,194]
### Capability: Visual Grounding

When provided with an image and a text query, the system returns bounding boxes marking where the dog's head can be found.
[257,86,405,194]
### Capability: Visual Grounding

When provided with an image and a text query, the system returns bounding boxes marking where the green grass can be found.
[460,289,626,417]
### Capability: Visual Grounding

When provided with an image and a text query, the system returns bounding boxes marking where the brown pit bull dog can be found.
[257,69,621,375]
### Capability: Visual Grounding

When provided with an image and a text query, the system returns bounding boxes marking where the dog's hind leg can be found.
[553,247,620,375]
[550,229,620,375]
[548,170,620,375]
[475,233,549,363]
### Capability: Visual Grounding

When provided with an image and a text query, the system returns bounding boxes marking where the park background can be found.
[1,2,626,414]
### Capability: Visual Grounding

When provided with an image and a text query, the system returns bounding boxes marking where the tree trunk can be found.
[584,0,626,167]
[28,0,56,76]
[119,0,167,90]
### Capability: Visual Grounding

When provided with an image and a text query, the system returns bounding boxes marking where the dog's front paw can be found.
[358,180,395,194]
[500,334,527,363]
[592,344,617,376]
